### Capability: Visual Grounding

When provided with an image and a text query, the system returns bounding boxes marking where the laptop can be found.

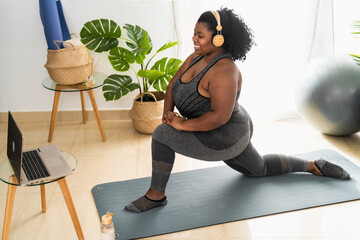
[7,111,73,186]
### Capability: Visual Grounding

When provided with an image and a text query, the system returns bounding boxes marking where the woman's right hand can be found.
[162,111,179,124]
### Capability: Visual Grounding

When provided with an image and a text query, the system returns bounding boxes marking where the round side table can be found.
[42,72,107,142]
[0,151,84,240]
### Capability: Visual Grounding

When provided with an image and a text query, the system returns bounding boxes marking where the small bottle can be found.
[100,212,115,240]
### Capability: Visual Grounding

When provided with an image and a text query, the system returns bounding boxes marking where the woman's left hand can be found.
[168,116,187,131]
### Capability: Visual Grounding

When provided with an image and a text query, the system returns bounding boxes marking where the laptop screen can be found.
[7,112,23,182]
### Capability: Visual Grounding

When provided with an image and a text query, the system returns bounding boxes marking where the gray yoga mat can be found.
[92,149,360,240]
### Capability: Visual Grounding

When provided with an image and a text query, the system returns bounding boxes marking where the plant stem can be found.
[141,64,148,92]
[143,52,159,91]
[145,52,158,70]
[130,65,142,95]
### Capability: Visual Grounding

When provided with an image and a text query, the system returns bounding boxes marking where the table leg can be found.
[87,89,106,142]
[48,91,61,142]
[40,185,46,213]
[2,180,17,240]
[80,91,86,124]
[57,178,84,240]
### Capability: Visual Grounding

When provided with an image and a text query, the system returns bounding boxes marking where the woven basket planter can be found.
[44,40,93,85]
[129,91,165,134]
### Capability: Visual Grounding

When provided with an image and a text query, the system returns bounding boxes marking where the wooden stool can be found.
[1,151,83,240]
[42,72,107,142]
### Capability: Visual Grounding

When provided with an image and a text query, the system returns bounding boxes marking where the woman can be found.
[125,7,350,213]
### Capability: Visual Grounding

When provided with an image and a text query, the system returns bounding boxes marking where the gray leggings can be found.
[150,123,308,191]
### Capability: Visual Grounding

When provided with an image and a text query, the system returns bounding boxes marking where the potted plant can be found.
[80,19,182,134]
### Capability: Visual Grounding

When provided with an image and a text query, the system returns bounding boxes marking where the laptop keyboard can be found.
[22,150,50,181]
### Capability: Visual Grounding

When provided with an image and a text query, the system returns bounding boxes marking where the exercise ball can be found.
[295,54,360,136]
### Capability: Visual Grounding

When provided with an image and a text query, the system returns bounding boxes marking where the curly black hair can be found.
[197,7,255,62]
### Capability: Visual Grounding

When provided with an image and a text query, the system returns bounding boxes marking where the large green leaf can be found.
[146,57,183,91]
[156,41,178,53]
[108,47,135,72]
[102,74,139,101]
[350,54,360,66]
[123,24,152,64]
[137,69,164,80]
[80,19,121,53]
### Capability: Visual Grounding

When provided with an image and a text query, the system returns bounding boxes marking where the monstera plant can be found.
[80,19,182,134]
[80,19,182,101]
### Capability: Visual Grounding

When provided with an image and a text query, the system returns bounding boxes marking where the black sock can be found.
[125,195,168,212]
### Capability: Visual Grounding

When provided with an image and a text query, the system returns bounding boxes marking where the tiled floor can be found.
[0,116,359,240]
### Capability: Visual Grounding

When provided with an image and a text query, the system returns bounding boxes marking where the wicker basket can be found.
[44,40,93,85]
[129,91,165,134]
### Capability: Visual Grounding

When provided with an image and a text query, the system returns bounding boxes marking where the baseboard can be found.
[0,109,130,123]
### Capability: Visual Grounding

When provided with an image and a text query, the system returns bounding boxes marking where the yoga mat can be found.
[92,149,360,240]
[39,0,70,49]
[56,0,71,41]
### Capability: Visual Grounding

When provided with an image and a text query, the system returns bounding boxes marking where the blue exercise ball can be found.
[295,54,360,136]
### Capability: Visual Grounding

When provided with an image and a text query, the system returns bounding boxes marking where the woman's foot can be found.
[124,195,167,212]
[309,159,350,179]
[124,189,167,212]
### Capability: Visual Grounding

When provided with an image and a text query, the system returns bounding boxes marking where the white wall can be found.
[334,0,360,54]
[2,0,360,120]
[0,0,177,112]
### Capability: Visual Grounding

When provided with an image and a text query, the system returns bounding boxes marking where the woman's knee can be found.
[152,124,172,142]
[238,168,264,177]
[224,159,263,177]
[244,171,264,177]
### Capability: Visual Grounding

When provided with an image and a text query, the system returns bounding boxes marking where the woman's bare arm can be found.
[162,52,198,123]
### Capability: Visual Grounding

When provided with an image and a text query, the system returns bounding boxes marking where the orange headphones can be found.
[211,10,224,47]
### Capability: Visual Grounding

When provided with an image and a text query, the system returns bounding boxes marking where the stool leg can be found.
[80,91,86,124]
[48,91,61,142]
[87,89,106,141]
[57,178,84,240]
[2,184,17,240]
[40,185,46,213]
